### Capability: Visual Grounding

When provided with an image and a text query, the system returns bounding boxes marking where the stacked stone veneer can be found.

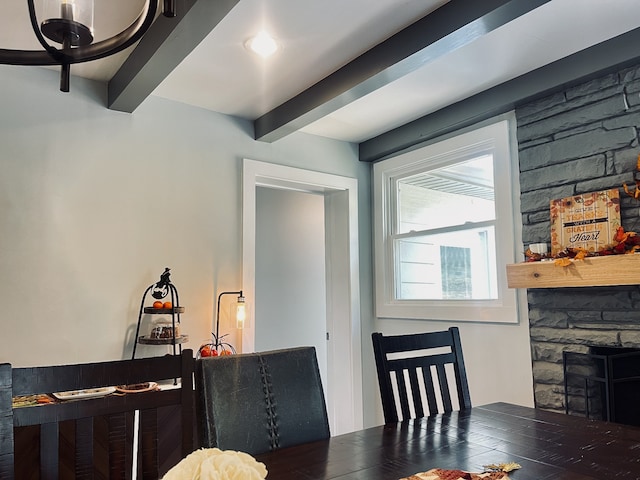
[516,64,640,412]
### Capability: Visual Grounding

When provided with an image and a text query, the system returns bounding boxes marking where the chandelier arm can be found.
[0,0,158,66]
[0,50,60,66]
[27,0,62,60]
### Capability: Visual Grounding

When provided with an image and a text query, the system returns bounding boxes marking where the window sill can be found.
[506,254,640,288]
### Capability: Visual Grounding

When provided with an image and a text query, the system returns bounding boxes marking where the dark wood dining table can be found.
[255,402,640,479]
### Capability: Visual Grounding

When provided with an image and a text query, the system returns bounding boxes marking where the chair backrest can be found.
[195,346,330,456]
[372,328,471,423]
[9,349,195,480]
[0,363,13,479]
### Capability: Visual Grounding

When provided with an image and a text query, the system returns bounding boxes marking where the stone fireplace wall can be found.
[515,63,640,412]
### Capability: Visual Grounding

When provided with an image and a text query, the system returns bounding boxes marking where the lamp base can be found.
[41,18,93,46]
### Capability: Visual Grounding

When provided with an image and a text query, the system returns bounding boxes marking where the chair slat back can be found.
[372,328,471,423]
[11,349,194,479]
[0,363,14,480]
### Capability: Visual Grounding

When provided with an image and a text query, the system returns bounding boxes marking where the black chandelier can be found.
[1,0,175,92]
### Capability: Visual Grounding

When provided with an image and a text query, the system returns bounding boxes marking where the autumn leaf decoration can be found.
[549,226,640,267]
[553,257,572,267]
[611,226,640,254]
[483,462,522,473]
[552,248,587,267]
[622,153,640,199]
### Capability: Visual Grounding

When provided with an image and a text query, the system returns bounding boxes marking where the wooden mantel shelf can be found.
[506,254,640,288]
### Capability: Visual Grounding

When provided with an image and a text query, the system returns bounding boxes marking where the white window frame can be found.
[373,118,519,323]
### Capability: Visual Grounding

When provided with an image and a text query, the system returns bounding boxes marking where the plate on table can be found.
[115,382,158,394]
[12,394,56,407]
[52,386,116,401]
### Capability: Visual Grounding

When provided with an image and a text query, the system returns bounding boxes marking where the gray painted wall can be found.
[0,65,378,419]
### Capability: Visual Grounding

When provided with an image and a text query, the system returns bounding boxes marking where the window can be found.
[373,119,519,322]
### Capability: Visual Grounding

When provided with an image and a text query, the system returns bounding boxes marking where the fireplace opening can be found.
[563,347,640,426]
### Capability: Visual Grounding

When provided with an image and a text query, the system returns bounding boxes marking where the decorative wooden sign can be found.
[550,189,621,255]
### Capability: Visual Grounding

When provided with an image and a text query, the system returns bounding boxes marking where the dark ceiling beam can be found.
[359,26,640,163]
[108,0,240,113]
[254,0,551,143]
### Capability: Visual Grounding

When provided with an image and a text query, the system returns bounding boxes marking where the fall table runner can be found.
[400,468,510,480]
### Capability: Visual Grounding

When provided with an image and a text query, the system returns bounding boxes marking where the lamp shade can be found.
[214,290,247,350]
[40,0,94,46]
[233,295,249,329]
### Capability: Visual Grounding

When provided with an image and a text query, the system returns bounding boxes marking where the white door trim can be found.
[242,158,364,434]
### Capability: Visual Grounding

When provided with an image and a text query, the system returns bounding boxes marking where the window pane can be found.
[440,246,472,299]
[395,226,497,300]
[397,155,495,234]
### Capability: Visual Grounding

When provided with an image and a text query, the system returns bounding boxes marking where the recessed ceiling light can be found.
[245,31,279,59]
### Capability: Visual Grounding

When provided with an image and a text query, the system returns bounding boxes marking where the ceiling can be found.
[4,0,640,161]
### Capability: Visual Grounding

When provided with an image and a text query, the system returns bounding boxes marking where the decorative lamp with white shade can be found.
[195,290,249,358]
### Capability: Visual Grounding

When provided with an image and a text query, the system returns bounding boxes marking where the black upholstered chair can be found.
[372,328,471,423]
[195,346,330,456]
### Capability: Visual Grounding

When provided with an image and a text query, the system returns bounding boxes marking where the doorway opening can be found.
[254,187,328,387]
[242,159,363,435]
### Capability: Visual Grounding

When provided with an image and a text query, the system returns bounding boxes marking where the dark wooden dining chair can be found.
[0,363,14,479]
[195,346,330,456]
[8,349,195,480]
[372,328,471,423]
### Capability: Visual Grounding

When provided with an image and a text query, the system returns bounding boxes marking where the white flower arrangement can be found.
[163,448,268,480]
